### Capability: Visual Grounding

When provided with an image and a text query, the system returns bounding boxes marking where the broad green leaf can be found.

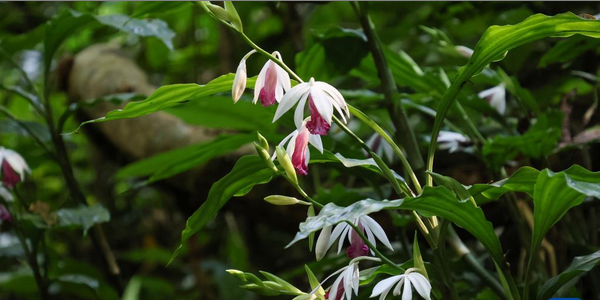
[131,2,190,18]
[468,166,540,202]
[310,151,406,183]
[44,10,175,79]
[169,156,274,263]
[116,133,255,184]
[78,74,255,128]
[530,167,600,256]
[166,96,275,132]
[427,12,600,185]
[537,250,600,300]
[0,119,51,142]
[56,204,110,235]
[538,35,600,68]
[286,198,403,247]
[427,171,472,203]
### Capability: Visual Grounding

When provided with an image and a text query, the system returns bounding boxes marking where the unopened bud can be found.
[256,132,269,151]
[205,3,230,22]
[276,146,297,184]
[255,142,277,172]
[224,1,243,32]
[232,59,247,103]
[264,195,309,206]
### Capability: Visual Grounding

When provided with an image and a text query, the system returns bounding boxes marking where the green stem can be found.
[353,2,425,180]
[455,101,486,143]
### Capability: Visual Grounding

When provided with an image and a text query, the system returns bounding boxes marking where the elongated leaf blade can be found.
[537,250,600,300]
[169,156,274,264]
[117,133,255,184]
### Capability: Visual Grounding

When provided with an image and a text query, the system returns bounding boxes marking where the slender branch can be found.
[353,2,425,179]
[0,105,55,157]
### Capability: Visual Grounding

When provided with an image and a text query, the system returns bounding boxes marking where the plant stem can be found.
[353,2,425,180]
[0,105,55,157]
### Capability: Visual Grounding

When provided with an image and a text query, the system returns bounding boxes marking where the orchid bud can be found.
[276,146,297,184]
[205,3,230,22]
[315,225,332,261]
[232,58,247,103]
[254,142,277,173]
[264,195,309,206]
[256,132,269,151]
[224,1,243,32]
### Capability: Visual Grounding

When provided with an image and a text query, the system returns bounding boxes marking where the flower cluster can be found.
[232,51,349,176]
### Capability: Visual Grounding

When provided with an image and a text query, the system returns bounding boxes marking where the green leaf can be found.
[304,265,325,298]
[537,250,600,300]
[0,119,51,142]
[224,2,243,32]
[359,263,405,286]
[169,156,274,264]
[413,232,428,279]
[122,276,143,300]
[428,12,600,185]
[538,35,600,68]
[116,133,255,184]
[131,2,190,18]
[286,198,403,247]
[427,171,472,203]
[44,10,176,79]
[78,74,255,129]
[469,166,540,202]
[530,167,600,256]
[56,204,110,235]
[165,96,275,132]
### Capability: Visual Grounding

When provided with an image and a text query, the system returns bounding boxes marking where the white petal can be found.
[352,264,360,295]
[253,61,270,104]
[273,83,310,123]
[275,82,284,103]
[305,147,311,165]
[308,134,323,153]
[328,223,348,250]
[272,131,297,161]
[338,225,352,254]
[402,277,412,300]
[232,59,247,102]
[371,275,403,297]
[315,225,332,261]
[455,45,474,58]
[294,92,309,129]
[316,82,350,119]
[393,277,405,296]
[408,273,432,300]
[329,273,344,300]
[276,65,292,92]
[362,216,394,251]
[363,223,377,250]
[489,85,506,115]
[344,267,354,300]
[310,88,334,124]
[286,133,298,159]
[3,149,29,179]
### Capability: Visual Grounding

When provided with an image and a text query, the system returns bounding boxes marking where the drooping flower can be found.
[315,216,393,261]
[232,50,256,102]
[0,147,29,189]
[437,131,471,153]
[324,261,360,300]
[273,77,349,136]
[272,119,323,175]
[370,268,431,300]
[365,133,394,163]
[254,51,291,107]
[478,83,506,115]
[455,45,474,59]
[0,205,11,223]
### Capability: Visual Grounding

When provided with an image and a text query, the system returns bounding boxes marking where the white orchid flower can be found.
[273,77,349,136]
[437,131,471,153]
[272,118,323,175]
[0,147,30,188]
[365,133,394,163]
[370,268,431,300]
[253,51,291,107]
[455,45,474,59]
[315,216,393,261]
[478,83,506,115]
[232,50,256,102]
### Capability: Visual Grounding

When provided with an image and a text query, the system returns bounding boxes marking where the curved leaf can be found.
[77,74,257,129]
[427,12,600,185]
[169,156,274,264]
[116,133,255,184]
[537,250,600,300]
